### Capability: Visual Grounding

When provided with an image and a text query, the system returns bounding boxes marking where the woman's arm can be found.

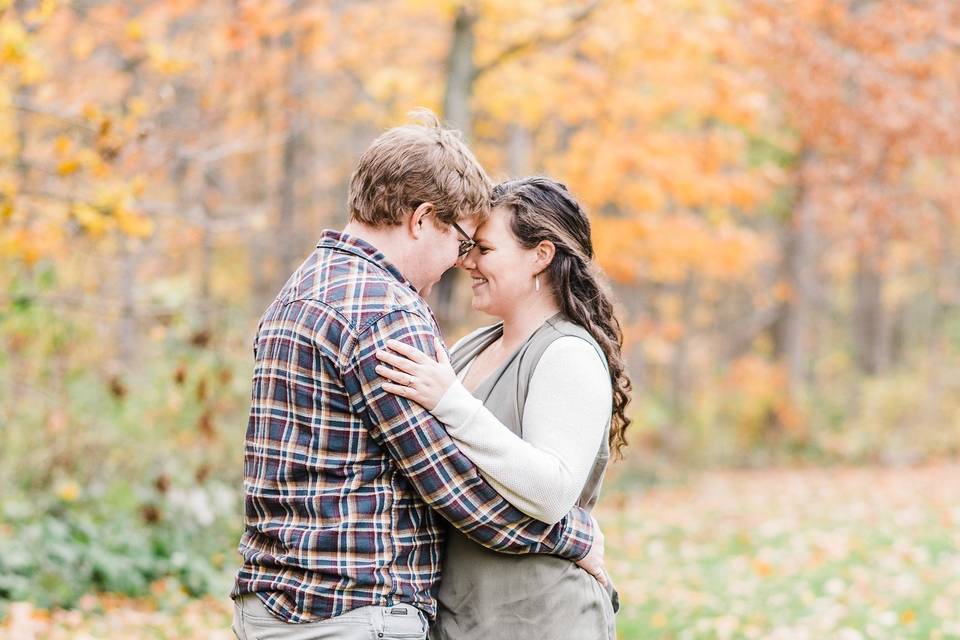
[431,336,612,524]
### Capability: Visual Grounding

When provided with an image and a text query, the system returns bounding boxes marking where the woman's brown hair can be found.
[492,177,632,457]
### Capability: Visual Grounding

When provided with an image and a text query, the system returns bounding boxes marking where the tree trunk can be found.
[852,248,889,375]
[277,18,307,283]
[117,242,139,368]
[442,4,476,140]
[776,151,817,401]
[667,272,698,455]
[507,123,533,176]
[920,203,954,428]
[433,3,478,332]
[248,87,275,313]
[197,167,218,333]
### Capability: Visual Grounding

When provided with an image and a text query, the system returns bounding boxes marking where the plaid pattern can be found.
[232,230,595,623]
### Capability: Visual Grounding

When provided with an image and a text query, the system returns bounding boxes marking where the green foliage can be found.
[0,265,248,611]
[0,478,239,610]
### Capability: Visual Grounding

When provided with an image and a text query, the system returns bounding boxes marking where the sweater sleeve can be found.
[348,312,594,559]
[432,336,612,524]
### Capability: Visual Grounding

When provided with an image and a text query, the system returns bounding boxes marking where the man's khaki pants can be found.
[232,593,427,640]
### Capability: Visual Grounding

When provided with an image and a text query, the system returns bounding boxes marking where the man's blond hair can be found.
[348,108,492,227]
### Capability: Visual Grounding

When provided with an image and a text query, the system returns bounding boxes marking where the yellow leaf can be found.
[0,22,27,65]
[36,0,59,21]
[0,179,15,222]
[72,202,113,236]
[57,158,80,176]
[71,33,96,61]
[81,102,100,121]
[130,175,147,198]
[127,96,148,117]
[116,207,154,238]
[752,559,774,577]
[147,43,193,76]
[90,158,112,178]
[125,20,145,41]
[57,480,80,503]
[54,135,72,155]
[20,57,47,84]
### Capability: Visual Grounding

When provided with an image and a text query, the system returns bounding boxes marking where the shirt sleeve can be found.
[343,309,594,560]
[432,337,612,524]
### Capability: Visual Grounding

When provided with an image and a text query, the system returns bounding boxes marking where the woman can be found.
[375,177,632,640]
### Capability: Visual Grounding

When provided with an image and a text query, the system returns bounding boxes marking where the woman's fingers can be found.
[385,339,429,363]
[375,364,413,386]
[382,382,415,398]
[375,348,418,374]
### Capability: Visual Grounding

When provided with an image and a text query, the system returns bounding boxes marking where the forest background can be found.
[2,0,960,637]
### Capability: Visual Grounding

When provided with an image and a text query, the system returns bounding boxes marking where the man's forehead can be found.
[458,216,481,236]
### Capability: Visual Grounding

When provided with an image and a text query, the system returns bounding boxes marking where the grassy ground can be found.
[606,464,960,639]
[3,464,959,639]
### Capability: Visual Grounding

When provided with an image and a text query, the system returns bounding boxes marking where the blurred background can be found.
[2,0,959,638]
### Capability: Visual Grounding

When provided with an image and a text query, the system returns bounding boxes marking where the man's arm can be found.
[343,309,594,561]
[431,337,612,524]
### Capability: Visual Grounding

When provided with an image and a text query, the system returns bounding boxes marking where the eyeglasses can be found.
[451,221,477,258]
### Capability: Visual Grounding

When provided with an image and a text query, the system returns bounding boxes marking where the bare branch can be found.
[20,188,267,228]
[178,130,291,163]
[473,0,603,81]
[722,305,782,362]
[5,95,98,133]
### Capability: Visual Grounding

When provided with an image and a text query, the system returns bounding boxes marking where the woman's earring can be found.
[535,274,540,292]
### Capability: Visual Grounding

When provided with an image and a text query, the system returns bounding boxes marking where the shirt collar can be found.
[317,229,418,294]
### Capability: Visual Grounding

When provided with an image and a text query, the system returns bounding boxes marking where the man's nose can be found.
[456,250,474,270]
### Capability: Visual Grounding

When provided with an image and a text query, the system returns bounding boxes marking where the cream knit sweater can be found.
[432,335,612,525]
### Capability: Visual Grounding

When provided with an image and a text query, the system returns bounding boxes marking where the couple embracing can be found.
[230,109,632,640]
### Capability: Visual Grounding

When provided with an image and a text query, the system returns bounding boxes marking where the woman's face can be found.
[461,206,539,318]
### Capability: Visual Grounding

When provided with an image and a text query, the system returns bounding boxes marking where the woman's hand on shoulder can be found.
[376,337,458,411]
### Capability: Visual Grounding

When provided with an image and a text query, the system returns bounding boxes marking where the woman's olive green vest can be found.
[430,315,617,640]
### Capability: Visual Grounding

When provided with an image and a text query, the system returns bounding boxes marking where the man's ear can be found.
[408,202,435,239]
[533,240,556,271]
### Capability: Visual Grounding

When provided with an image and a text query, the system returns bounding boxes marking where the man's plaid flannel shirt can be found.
[232,230,595,623]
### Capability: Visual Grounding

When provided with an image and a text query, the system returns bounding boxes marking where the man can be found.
[231,110,600,640]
